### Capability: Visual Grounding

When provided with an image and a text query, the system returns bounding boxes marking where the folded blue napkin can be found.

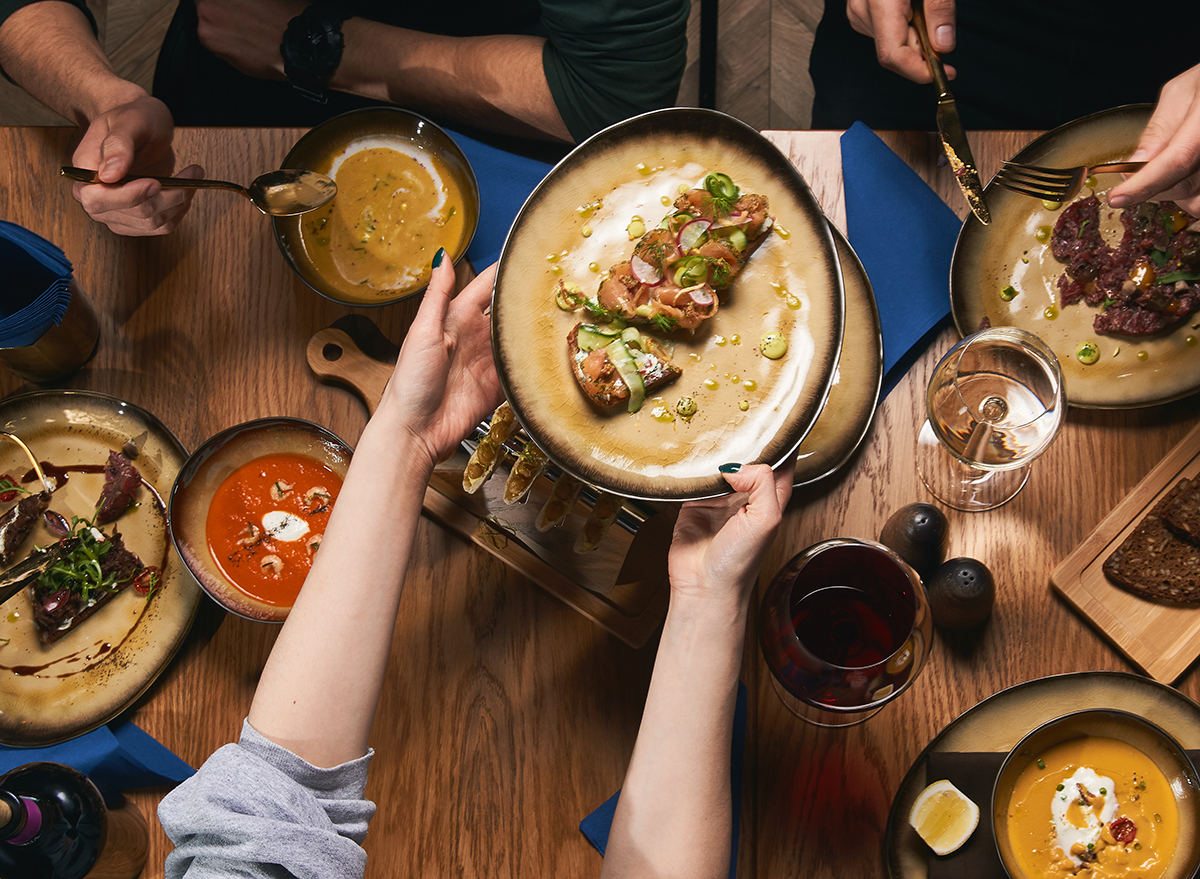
[0,222,76,349]
[840,122,963,399]
[0,718,195,805]
[580,681,747,878]
[445,131,553,270]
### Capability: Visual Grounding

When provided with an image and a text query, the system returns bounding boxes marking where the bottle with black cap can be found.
[0,762,147,879]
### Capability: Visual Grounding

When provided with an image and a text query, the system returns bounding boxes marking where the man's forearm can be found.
[332,22,572,142]
[0,1,145,126]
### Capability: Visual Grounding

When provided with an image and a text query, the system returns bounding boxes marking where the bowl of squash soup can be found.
[993,710,1200,879]
[273,108,479,307]
[169,418,353,622]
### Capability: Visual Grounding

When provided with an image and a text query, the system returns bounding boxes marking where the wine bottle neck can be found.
[0,790,43,845]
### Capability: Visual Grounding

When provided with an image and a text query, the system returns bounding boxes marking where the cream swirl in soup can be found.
[299,137,466,303]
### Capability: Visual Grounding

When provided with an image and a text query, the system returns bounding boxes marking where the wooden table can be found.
[1,126,1197,878]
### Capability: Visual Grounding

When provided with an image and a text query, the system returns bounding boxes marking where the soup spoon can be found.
[60,166,337,216]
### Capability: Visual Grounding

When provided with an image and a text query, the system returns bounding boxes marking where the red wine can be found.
[0,762,146,879]
[761,541,930,712]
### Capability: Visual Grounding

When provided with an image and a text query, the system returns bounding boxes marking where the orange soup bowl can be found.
[272,107,480,308]
[168,418,353,623]
[993,709,1200,879]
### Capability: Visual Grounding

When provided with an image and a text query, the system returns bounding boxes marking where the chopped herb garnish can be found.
[36,516,123,606]
[1037,758,1045,769]
[1078,220,1091,237]
[1151,249,1169,269]
[650,313,678,333]
[1056,784,1065,791]
[1155,270,1200,284]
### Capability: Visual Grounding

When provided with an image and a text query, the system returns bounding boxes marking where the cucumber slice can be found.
[577,324,621,352]
[605,339,645,413]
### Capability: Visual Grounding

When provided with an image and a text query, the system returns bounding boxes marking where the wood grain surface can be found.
[1,126,1198,879]
[1051,422,1200,683]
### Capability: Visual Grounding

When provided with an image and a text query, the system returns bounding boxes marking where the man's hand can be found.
[847,0,958,83]
[1109,63,1200,214]
[70,93,204,236]
[195,0,302,80]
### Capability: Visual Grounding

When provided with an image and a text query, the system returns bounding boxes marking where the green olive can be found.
[759,331,787,359]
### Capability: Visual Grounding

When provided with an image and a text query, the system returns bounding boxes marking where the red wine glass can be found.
[759,538,932,727]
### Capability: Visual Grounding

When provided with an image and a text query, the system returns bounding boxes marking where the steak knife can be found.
[911,6,990,225]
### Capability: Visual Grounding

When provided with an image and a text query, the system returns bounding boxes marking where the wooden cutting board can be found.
[306,326,671,648]
[1051,421,1200,682]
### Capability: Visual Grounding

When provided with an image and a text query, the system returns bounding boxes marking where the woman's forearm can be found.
[600,590,750,879]
[246,405,432,768]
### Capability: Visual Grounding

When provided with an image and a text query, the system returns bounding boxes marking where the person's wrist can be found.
[79,78,150,125]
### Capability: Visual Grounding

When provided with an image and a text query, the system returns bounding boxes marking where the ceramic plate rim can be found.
[492,107,845,502]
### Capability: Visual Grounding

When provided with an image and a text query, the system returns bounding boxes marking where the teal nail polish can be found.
[432,247,446,268]
[718,462,742,474]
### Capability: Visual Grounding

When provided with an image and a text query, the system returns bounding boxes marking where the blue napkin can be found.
[446,131,553,269]
[840,122,963,399]
[0,718,195,805]
[580,681,747,879]
[0,222,75,349]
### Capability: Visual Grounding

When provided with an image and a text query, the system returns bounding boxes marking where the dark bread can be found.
[1103,478,1200,604]
[1164,477,1200,547]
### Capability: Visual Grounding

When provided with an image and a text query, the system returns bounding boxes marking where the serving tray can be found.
[306,326,672,648]
[1050,420,1200,682]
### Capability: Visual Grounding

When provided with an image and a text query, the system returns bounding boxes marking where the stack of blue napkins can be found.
[446,131,553,270]
[0,222,76,350]
[840,122,964,399]
[0,718,195,804]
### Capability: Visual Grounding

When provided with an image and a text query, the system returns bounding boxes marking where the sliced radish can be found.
[677,218,713,252]
[630,254,663,286]
[687,286,715,306]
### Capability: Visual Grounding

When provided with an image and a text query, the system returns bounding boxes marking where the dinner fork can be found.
[992,160,1146,203]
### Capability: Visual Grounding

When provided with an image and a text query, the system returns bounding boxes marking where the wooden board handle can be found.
[306,328,393,415]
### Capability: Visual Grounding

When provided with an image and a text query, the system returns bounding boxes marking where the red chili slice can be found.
[132,566,162,596]
[1109,816,1136,843]
[0,473,21,503]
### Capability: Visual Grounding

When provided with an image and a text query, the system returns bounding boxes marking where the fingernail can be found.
[100,158,119,180]
[719,462,742,474]
[1108,193,1129,208]
[432,247,446,268]
[935,25,954,51]
[1129,149,1148,161]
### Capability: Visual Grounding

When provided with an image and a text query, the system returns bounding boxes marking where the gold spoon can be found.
[60,166,337,216]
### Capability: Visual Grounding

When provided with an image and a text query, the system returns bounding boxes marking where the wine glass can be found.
[916,327,1065,512]
[759,538,933,728]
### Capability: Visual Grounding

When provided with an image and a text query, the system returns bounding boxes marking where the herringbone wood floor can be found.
[0,0,822,130]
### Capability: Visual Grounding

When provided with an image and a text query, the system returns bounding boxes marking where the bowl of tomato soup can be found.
[993,710,1200,879]
[169,418,352,622]
[273,107,479,307]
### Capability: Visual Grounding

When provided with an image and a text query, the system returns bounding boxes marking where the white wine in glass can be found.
[916,327,1064,511]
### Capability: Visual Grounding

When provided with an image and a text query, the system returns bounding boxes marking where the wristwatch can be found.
[281,3,351,103]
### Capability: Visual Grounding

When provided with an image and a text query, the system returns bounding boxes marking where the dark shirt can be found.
[0,0,688,156]
[810,0,1200,130]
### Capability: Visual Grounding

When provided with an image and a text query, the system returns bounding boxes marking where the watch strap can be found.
[281,4,351,103]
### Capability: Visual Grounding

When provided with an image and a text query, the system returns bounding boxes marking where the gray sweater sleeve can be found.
[158,719,376,879]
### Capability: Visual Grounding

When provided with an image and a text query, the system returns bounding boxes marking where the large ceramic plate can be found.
[884,671,1200,878]
[493,108,845,501]
[953,105,1200,409]
[793,225,882,486]
[0,391,199,746]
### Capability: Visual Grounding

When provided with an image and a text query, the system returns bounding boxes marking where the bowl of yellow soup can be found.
[273,108,479,307]
[993,710,1200,879]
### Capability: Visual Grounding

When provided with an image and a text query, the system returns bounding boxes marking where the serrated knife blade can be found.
[911,6,990,225]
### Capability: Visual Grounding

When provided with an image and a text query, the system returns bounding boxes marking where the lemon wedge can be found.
[909,779,979,856]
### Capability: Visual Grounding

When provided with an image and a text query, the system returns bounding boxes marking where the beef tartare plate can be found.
[1051,196,1200,336]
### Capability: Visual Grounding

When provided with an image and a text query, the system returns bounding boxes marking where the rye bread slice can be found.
[1102,478,1200,604]
[1164,477,1200,547]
